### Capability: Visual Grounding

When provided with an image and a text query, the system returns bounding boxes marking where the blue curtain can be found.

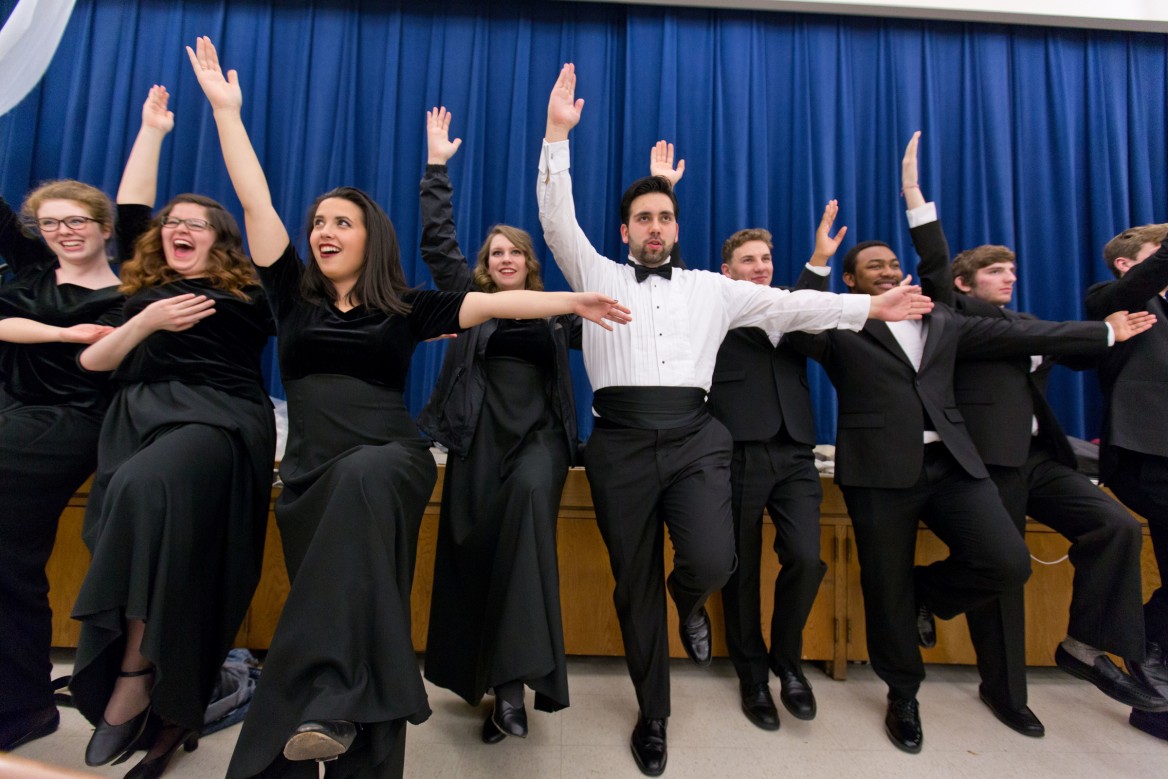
[2,0,1165,443]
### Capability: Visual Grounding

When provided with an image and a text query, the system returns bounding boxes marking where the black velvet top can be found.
[259,244,466,389]
[0,200,149,407]
[486,318,555,372]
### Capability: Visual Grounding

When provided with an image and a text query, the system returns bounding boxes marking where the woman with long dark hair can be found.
[189,37,628,778]
[0,87,172,754]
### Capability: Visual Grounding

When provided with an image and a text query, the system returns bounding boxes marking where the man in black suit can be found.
[902,134,1165,735]
[706,206,844,730]
[1086,222,1168,740]
[786,221,1123,754]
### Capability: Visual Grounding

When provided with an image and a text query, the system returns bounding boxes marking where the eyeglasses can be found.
[161,217,212,232]
[37,216,101,232]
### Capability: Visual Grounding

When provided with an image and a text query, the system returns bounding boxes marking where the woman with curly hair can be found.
[69,172,276,776]
[0,86,171,754]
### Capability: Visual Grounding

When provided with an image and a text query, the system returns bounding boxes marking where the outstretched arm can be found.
[649,140,685,187]
[420,107,474,291]
[0,319,113,345]
[79,294,216,371]
[458,290,630,330]
[868,276,934,321]
[187,36,289,265]
[116,85,174,207]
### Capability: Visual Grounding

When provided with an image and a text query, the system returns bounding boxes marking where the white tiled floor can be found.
[8,652,1164,777]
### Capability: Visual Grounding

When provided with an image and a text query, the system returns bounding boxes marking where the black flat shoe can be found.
[667,577,711,667]
[885,694,923,754]
[1055,645,1168,712]
[0,705,59,751]
[1128,642,1168,699]
[739,681,780,731]
[776,667,817,721]
[283,720,358,762]
[491,696,528,738]
[978,685,1044,737]
[124,723,199,779]
[85,667,156,767]
[481,711,507,744]
[630,714,667,777]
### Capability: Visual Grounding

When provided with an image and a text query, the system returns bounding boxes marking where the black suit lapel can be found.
[864,321,916,370]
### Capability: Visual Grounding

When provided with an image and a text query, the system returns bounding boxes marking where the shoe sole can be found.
[283,732,349,762]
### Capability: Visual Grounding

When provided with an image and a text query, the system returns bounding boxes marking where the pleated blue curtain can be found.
[2,0,1165,442]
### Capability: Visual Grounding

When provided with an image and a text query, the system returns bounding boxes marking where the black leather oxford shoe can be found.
[739,681,780,731]
[630,714,667,776]
[978,685,1044,737]
[884,694,923,754]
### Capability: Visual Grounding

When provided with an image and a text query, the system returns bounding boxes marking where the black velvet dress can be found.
[226,245,465,779]
[0,200,142,720]
[68,276,276,736]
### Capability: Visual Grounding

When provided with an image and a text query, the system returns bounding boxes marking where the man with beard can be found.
[537,63,933,777]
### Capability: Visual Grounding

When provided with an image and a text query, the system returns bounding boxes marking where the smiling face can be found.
[161,202,216,277]
[486,233,529,291]
[723,239,774,286]
[309,197,367,294]
[844,246,903,294]
[621,192,678,268]
[957,261,1016,306]
[36,199,111,268]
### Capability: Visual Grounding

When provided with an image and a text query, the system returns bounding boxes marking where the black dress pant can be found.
[841,444,1032,700]
[584,414,736,719]
[967,441,1145,709]
[722,433,825,684]
[1105,448,1168,647]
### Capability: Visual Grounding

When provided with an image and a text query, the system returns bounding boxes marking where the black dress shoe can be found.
[1130,708,1168,741]
[884,694,923,754]
[630,715,667,777]
[85,706,152,766]
[978,685,1044,737]
[1054,645,1168,712]
[776,667,817,721]
[1128,642,1168,699]
[492,696,528,738]
[0,705,59,751]
[916,603,937,649]
[481,711,507,744]
[739,681,780,731]
[283,720,358,762]
[667,578,712,667]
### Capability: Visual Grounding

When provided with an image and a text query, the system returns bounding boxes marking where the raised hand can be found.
[649,140,685,187]
[186,36,242,113]
[1105,310,1158,342]
[141,85,174,135]
[58,324,116,344]
[868,276,934,321]
[545,63,584,142]
[811,199,848,264]
[574,293,631,331]
[136,293,217,333]
[426,107,463,165]
[901,131,925,209]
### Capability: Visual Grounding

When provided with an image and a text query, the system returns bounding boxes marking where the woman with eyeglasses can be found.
[188,37,629,779]
[0,87,171,754]
[65,93,277,778]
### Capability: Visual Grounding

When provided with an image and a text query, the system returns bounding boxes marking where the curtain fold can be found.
[2,0,1165,442]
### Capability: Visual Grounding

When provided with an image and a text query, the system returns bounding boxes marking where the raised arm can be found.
[544,63,584,144]
[649,140,685,187]
[899,132,958,306]
[901,131,926,211]
[79,293,216,371]
[187,36,289,265]
[809,199,847,268]
[420,107,474,291]
[116,85,174,207]
[458,290,630,331]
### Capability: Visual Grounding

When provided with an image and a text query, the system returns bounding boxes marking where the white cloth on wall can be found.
[0,0,77,117]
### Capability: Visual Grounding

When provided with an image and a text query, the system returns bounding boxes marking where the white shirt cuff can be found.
[1105,322,1115,346]
[905,202,938,228]
[838,293,871,330]
[541,139,571,175]
[805,263,831,276]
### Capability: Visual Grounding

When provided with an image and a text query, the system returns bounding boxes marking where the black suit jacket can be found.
[1084,239,1168,474]
[706,266,829,445]
[788,299,1108,490]
[913,219,1107,469]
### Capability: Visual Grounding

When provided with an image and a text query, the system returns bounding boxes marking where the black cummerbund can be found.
[592,386,707,430]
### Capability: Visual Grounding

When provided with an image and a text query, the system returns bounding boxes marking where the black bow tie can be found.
[633,263,672,282]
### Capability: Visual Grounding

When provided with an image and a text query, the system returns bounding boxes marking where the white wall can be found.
[580,0,1168,32]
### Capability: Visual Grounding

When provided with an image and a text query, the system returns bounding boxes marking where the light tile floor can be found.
[8,652,1164,777]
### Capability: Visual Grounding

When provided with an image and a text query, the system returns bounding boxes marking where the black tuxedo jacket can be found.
[1085,239,1168,474]
[706,266,829,445]
[788,299,1108,490]
[913,220,1107,469]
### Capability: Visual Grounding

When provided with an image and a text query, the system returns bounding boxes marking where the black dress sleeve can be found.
[419,165,475,292]
[256,243,304,320]
[0,195,54,274]
[405,289,468,342]
[115,203,155,262]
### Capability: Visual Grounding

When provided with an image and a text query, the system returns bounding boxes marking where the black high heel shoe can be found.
[123,721,199,779]
[85,667,156,766]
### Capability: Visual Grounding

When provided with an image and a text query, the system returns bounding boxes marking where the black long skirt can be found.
[0,389,103,715]
[424,357,571,712]
[69,382,275,734]
[227,375,433,779]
